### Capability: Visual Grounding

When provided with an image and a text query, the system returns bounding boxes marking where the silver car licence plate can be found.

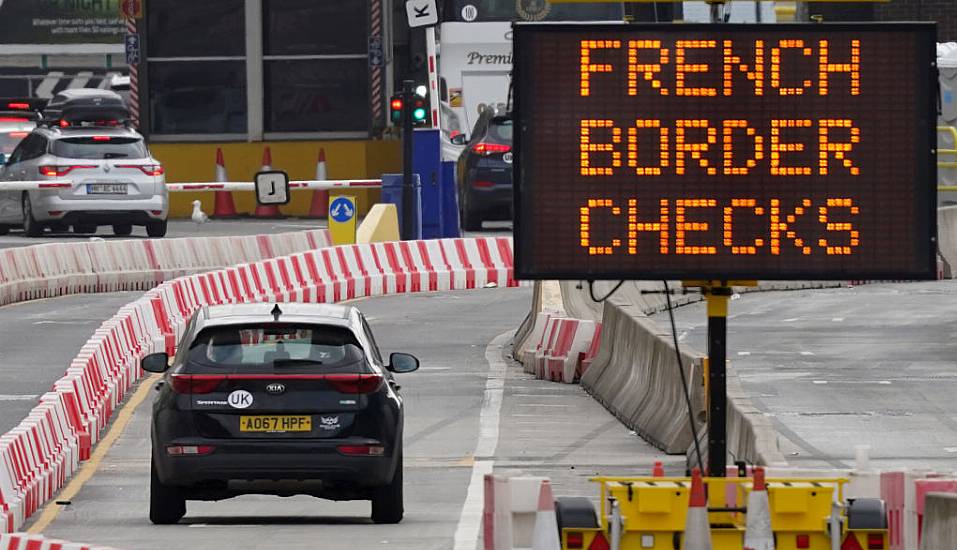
[87,183,127,195]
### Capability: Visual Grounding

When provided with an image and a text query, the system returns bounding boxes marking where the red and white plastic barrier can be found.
[0,236,518,534]
[0,229,330,308]
[882,470,957,550]
[0,533,120,550]
[518,313,601,384]
[484,474,549,550]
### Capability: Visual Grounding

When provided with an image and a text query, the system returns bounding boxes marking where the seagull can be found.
[191,200,209,226]
[89,236,105,242]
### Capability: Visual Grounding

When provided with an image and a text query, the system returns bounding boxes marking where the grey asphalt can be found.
[0,292,141,434]
[656,281,957,470]
[35,288,672,550]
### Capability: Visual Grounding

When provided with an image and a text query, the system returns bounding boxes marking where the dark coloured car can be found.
[455,107,513,231]
[141,302,419,525]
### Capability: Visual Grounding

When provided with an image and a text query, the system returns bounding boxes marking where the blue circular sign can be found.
[329,197,356,223]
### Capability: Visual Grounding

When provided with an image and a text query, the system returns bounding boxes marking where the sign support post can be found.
[401,79,415,240]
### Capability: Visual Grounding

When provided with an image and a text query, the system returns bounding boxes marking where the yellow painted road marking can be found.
[28,374,160,534]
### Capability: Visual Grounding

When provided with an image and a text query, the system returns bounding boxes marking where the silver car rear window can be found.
[51,136,148,160]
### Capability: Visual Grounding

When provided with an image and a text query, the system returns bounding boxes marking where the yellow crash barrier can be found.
[560,476,888,550]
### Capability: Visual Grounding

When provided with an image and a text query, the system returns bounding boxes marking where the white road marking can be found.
[33,320,93,326]
[782,318,799,322]
[0,394,38,401]
[737,351,751,356]
[800,351,814,356]
[944,447,957,453]
[813,380,828,385]
[515,403,572,408]
[453,330,510,550]
[832,317,844,322]
[420,366,452,371]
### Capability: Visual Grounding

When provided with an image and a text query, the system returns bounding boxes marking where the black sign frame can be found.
[513,22,938,281]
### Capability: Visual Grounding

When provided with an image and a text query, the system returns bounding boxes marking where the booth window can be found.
[148,62,247,134]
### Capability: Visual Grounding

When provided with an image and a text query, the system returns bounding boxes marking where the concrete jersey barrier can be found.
[0,236,519,534]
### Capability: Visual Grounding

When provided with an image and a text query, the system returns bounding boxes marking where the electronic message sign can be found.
[513,24,937,280]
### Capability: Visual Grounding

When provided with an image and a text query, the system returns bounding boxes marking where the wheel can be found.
[460,194,483,232]
[0,225,9,236]
[555,497,599,541]
[22,195,43,237]
[846,498,887,530]
[112,224,133,237]
[150,459,186,525]
[146,220,168,238]
[73,224,96,234]
[371,451,403,524]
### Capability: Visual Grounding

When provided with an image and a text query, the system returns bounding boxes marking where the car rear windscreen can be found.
[51,136,148,160]
[489,118,512,144]
[185,324,371,374]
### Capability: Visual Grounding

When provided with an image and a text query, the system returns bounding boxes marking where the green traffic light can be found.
[412,107,427,122]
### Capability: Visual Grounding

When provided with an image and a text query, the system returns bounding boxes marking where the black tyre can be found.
[74,224,96,234]
[22,195,43,237]
[0,224,9,236]
[150,459,186,525]
[146,220,168,238]
[846,498,887,530]
[460,193,483,232]
[555,497,599,538]
[112,224,133,237]
[371,451,403,524]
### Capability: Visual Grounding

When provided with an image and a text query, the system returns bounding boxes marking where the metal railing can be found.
[938,125,957,192]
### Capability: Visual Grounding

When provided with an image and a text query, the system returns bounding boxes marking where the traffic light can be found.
[390,95,404,124]
[389,91,429,127]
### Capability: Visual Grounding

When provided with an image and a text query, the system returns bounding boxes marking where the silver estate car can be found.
[0,125,168,237]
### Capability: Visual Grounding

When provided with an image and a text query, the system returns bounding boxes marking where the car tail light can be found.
[39,165,96,177]
[150,210,164,216]
[6,102,29,110]
[325,374,383,394]
[867,534,884,549]
[565,532,584,549]
[472,180,495,189]
[92,136,111,141]
[471,142,511,155]
[169,374,224,394]
[7,132,28,138]
[587,532,610,550]
[58,119,69,128]
[117,164,164,176]
[336,445,385,456]
[0,117,28,122]
[47,211,63,216]
[166,445,215,456]
[796,534,811,548]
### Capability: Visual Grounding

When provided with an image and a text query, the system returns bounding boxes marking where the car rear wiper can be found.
[272,358,324,367]
[103,153,128,159]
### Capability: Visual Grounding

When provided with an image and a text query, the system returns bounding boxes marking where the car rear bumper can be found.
[31,193,168,224]
[153,438,397,490]
[467,185,512,216]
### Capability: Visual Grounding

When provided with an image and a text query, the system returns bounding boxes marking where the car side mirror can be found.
[387,352,419,373]
[141,352,170,373]
[450,133,467,146]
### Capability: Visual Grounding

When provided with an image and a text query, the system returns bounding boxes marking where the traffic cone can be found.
[305,148,330,219]
[211,148,239,218]
[743,468,775,550]
[683,468,712,550]
[531,480,561,550]
[652,461,665,477]
[252,146,283,219]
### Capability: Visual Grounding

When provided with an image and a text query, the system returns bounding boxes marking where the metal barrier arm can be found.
[0,180,74,191]
[165,179,383,192]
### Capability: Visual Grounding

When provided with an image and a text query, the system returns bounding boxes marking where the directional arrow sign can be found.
[406,0,438,28]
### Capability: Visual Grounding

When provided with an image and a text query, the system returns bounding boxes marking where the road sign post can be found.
[401,80,416,240]
[329,195,358,245]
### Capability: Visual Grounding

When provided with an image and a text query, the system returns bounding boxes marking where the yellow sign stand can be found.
[328,195,357,245]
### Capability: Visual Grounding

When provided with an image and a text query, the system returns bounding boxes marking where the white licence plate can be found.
[87,183,127,195]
